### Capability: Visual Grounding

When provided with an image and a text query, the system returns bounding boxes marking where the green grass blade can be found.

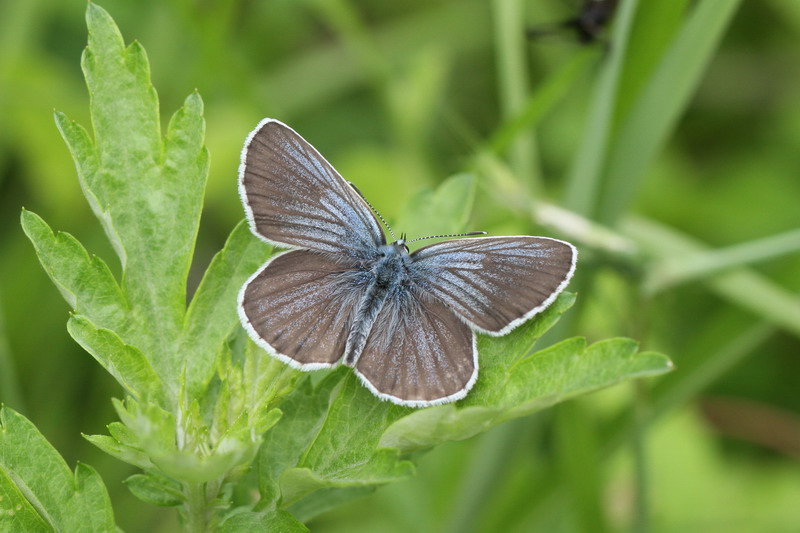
[616,0,692,123]
[646,228,800,293]
[488,48,597,157]
[563,0,640,216]
[599,0,742,224]
[625,216,800,338]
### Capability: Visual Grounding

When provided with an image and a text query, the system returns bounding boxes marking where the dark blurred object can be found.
[700,396,800,460]
[527,0,618,44]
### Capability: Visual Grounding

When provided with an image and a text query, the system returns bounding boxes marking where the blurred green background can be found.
[1,0,799,532]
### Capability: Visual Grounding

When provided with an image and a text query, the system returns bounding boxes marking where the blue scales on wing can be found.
[409,236,577,335]
[238,249,370,368]
[239,119,386,260]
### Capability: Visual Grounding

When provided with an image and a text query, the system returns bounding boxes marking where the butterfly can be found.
[237,119,577,408]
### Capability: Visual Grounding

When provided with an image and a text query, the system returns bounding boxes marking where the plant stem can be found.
[645,228,800,293]
[184,481,210,533]
[631,380,650,533]
[0,294,25,411]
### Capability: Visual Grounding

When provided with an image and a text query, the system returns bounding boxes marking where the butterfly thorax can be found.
[372,241,411,288]
[343,240,413,366]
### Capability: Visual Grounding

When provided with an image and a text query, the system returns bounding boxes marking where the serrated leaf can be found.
[64,3,210,385]
[0,468,50,533]
[83,434,155,471]
[0,406,117,532]
[293,374,411,488]
[256,371,414,511]
[393,173,477,244]
[217,509,308,533]
[182,221,274,396]
[52,111,116,260]
[124,473,183,507]
[20,209,128,332]
[286,485,377,523]
[380,335,672,453]
[279,447,412,506]
[68,314,164,402]
[257,376,341,507]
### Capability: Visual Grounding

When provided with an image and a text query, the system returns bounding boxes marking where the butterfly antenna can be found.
[348,181,396,241]
[407,231,487,244]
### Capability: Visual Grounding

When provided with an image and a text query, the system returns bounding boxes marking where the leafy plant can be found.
[9,3,671,531]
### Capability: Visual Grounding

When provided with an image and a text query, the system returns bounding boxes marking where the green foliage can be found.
[9,3,673,530]
[0,406,116,532]
[393,173,477,242]
[5,0,798,532]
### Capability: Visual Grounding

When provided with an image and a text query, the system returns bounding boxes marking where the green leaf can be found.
[0,406,117,532]
[124,473,183,507]
[83,433,155,472]
[380,310,673,453]
[393,173,477,245]
[285,486,378,523]
[257,377,339,507]
[20,209,128,333]
[182,221,273,396]
[0,469,50,532]
[53,111,107,248]
[104,397,263,484]
[257,371,413,511]
[217,509,308,533]
[66,3,210,385]
[67,314,164,402]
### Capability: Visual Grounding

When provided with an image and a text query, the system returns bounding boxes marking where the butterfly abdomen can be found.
[343,244,412,366]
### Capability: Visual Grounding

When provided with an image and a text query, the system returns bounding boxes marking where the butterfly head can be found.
[391,234,410,254]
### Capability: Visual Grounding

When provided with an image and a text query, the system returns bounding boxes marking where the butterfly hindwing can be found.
[239,119,386,257]
[409,236,577,335]
[353,290,477,407]
[238,249,370,369]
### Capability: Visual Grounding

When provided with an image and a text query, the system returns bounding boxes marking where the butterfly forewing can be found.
[353,292,477,406]
[239,119,385,257]
[410,236,576,335]
[239,250,370,368]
